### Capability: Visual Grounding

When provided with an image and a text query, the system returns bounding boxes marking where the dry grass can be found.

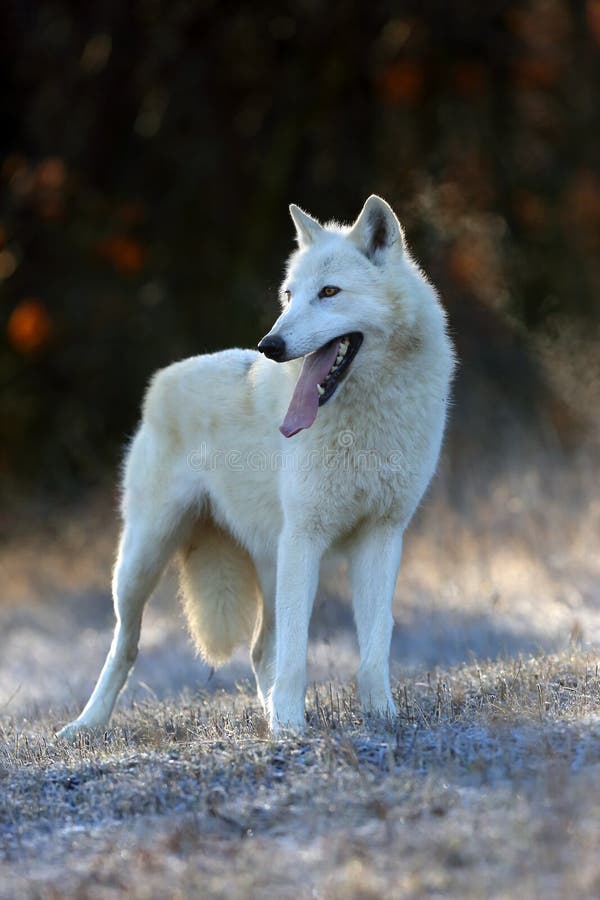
[1,453,600,899]
[1,653,600,899]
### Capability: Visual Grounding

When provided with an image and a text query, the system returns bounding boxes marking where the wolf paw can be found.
[55,719,104,743]
[362,699,398,722]
[269,696,306,736]
[359,689,398,720]
[270,718,306,738]
[357,670,398,720]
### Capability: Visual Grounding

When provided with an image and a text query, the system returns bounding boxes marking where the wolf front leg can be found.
[350,520,404,717]
[269,528,326,733]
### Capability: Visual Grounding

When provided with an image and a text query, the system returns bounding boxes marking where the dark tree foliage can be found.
[1,1,599,495]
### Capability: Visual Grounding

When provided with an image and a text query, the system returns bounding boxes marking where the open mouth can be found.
[317,332,363,406]
[279,331,363,438]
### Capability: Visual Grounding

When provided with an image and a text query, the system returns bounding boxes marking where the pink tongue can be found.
[280,340,340,438]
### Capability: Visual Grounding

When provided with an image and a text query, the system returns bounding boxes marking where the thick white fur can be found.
[57,195,455,738]
[179,518,260,666]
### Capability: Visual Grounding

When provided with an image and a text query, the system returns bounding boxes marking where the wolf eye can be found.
[318,285,340,298]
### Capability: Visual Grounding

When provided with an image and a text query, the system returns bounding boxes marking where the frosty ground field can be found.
[1,463,600,899]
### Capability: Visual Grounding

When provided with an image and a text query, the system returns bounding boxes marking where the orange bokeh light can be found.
[587,0,600,46]
[7,299,53,353]
[378,61,424,105]
[94,236,146,275]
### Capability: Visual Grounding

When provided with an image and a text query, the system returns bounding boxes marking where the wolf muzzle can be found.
[257,334,286,361]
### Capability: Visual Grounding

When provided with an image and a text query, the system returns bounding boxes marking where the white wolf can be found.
[57,195,454,738]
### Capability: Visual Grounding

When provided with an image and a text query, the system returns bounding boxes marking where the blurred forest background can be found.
[1,0,599,526]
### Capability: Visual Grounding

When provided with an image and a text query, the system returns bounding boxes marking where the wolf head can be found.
[258,195,417,437]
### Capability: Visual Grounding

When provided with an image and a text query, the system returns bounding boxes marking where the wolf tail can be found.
[178,518,260,666]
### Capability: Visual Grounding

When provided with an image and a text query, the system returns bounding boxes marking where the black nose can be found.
[257,334,286,361]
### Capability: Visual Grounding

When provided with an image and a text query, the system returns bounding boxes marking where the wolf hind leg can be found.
[250,557,276,713]
[57,428,191,740]
[178,518,260,668]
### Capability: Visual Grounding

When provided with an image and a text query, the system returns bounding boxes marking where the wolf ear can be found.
[348,195,403,263]
[289,204,324,247]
